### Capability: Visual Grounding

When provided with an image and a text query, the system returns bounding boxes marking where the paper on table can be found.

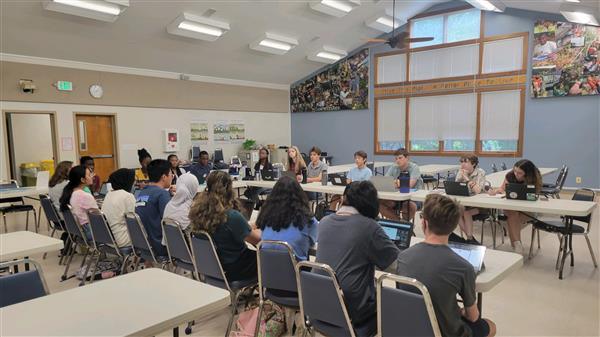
[36,171,49,189]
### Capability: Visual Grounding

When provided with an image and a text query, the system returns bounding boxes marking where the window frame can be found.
[410,8,482,48]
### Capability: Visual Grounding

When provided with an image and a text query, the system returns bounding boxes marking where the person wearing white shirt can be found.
[534,33,557,57]
[101,168,136,249]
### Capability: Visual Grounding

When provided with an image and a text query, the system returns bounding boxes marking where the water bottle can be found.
[256,169,261,181]
[301,168,307,184]
[321,168,328,186]
[399,171,410,193]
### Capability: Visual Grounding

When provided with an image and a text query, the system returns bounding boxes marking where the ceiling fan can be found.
[366,0,434,49]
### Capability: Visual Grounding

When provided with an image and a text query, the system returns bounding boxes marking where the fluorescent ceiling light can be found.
[464,0,506,12]
[309,0,361,18]
[167,13,230,41]
[250,33,298,55]
[42,0,128,22]
[560,4,599,26]
[365,12,405,33]
[308,46,348,64]
[565,0,580,2]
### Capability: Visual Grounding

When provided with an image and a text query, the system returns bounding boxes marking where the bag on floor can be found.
[232,301,286,337]
[314,200,331,220]
[76,260,121,281]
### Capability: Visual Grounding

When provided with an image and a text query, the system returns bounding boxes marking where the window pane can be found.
[447,10,481,43]
[379,141,405,151]
[410,140,439,151]
[411,16,444,48]
[444,140,475,151]
[481,140,518,152]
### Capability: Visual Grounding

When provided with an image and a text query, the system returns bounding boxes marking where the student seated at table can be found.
[168,154,186,185]
[379,148,423,221]
[257,175,317,261]
[135,148,152,187]
[306,146,328,183]
[189,151,213,185]
[135,159,173,257]
[163,173,199,232]
[59,165,98,241]
[49,161,73,213]
[329,150,372,210]
[455,154,487,244]
[316,181,399,333]
[189,171,261,281]
[80,156,101,194]
[243,147,273,204]
[286,145,306,182]
[101,168,136,250]
[488,159,542,254]
[396,194,496,337]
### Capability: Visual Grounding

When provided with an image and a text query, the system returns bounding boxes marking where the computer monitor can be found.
[214,149,224,163]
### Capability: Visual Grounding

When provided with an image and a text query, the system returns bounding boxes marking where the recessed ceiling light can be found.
[309,0,361,18]
[167,13,230,41]
[464,0,506,12]
[308,46,348,64]
[365,13,405,33]
[560,4,599,26]
[42,0,128,22]
[250,33,298,55]
[565,0,580,2]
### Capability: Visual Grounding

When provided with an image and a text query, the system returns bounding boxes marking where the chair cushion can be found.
[230,277,258,291]
[541,187,559,194]
[265,289,299,308]
[534,220,585,234]
[0,204,34,213]
[311,314,376,337]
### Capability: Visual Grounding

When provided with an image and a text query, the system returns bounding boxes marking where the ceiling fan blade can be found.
[365,39,388,43]
[407,37,434,43]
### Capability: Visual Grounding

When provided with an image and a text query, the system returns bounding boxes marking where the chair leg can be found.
[61,242,78,281]
[569,234,574,267]
[528,226,535,259]
[42,228,57,260]
[2,213,7,233]
[480,220,484,245]
[25,211,29,231]
[226,291,241,337]
[253,299,264,337]
[32,209,38,233]
[490,218,497,249]
[88,253,102,284]
[555,235,563,270]
[80,252,97,286]
[537,229,541,248]
[583,234,598,268]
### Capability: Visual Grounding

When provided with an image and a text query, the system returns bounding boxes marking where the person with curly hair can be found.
[189,171,261,281]
[257,175,317,261]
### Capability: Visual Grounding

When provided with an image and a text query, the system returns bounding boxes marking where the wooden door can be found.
[75,115,116,184]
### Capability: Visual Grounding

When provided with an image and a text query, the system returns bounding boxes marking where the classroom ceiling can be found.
[1,1,598,87]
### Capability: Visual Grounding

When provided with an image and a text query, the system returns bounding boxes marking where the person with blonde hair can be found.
[286,146,307,183]
[189,171,261,281]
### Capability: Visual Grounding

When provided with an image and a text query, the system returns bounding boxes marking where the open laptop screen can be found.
[377,219,413,250]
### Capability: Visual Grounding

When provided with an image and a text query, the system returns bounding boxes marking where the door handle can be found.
[93,154,114,159]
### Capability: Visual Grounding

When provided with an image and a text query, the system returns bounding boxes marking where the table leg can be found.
[173,326,179,337]
[477,293,483,318]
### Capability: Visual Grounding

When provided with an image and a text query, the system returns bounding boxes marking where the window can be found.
[480,90,521,153]
[376,98,406,151]
[411,9,481,48]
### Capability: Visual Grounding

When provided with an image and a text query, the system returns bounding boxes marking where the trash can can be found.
[40,159,55,177]
[20,163,39,187]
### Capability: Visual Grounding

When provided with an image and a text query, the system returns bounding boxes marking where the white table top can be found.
[0,268,231,336]
[419,164,461,176]
[0,186,49,199]
[327,162,394,174]
[374,238,523,293]
[0,231,64,261]
[485,167,558,188]
[410,190,597,217]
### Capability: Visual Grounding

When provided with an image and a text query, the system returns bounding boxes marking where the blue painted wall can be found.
[291,6,600,188]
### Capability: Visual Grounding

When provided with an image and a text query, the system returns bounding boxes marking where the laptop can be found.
[329,173,347,186]
[448,242,486,274]
[377,218,413,251]
[505,183,537,201]
[260,168,276,181]
[371,176,398,192]
[444,181,472,197]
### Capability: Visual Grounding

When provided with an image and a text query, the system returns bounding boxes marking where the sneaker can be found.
[512,241,524,255]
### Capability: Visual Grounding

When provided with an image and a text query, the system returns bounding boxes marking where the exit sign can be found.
[56,81,73,91]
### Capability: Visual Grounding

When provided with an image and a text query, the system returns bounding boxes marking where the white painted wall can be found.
[0,101,291,180]
[9,113,54,182]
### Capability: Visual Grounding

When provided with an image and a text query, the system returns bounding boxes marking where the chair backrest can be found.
[61,206,88,245]
[571,188,595,224]
[87,209,121,255]
[367,162,375,172]
[258,241,299,296]
[491,163,498,173]
[377,273,442,337]
[554,165,566,186]
[0,259,49,308]
[162,219,194,268]
[189,231,230,291]
[39,194,62,229]
[296,261,355,337]
[501,162,507,171]
[124,212,157,263]
[558,166,569,190]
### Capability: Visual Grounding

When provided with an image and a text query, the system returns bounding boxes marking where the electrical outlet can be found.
[576,177,582,184]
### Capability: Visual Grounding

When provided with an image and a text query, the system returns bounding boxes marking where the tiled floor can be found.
[2,195,598,336]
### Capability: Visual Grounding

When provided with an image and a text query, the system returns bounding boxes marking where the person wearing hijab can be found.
[163,173,200,232]
[101,168,136,250]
